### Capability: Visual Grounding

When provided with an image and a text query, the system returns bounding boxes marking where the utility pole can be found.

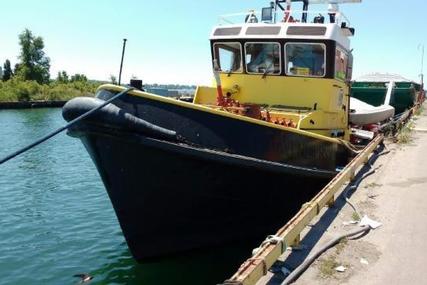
[420,44,424,88]
[118,38,127,85]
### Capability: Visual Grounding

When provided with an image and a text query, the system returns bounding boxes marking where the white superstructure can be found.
[211,23,351,50]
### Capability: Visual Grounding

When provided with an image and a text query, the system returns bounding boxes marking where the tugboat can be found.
[63,0,361,261]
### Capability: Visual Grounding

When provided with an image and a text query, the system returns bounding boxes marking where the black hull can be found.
[77,128,331,261]
[64,89,351,170]
[63,88,351,261]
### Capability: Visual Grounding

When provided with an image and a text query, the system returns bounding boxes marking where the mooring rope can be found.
[0,87,134,165]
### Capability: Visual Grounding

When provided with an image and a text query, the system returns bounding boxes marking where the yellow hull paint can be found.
[194,74,350,139]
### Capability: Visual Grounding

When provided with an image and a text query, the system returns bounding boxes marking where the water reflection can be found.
[0,108,264,285]
[93,241,260,285]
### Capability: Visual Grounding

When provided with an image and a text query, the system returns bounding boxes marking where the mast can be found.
[274,0,309,23]
[283,0,291,22]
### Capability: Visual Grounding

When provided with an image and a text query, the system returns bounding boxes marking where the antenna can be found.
[118,38,127,86]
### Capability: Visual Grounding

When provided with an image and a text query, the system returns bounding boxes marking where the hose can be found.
[0,87,134,165]
[344,142,389,219]
[344,166,375,220]
[339,139,363,155]
[281,225,371,285]
[281,144,389,284]
[377,143,391,157]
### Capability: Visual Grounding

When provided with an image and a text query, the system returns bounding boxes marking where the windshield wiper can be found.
[262,61,275,79]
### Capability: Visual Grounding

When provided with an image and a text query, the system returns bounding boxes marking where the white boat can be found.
[349,97,395,125]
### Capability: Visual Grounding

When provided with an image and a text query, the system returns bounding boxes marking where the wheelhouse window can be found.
[245,42,281,75]
[335,48,349,81]
[213,42,242,73]
[285,43,326,77]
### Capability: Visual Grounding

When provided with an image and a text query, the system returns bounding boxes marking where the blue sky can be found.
[0,0,425,85]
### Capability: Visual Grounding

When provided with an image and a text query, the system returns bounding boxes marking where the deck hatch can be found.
[214,27,242,36]
[287,26,327,36]
[246,26,281,35]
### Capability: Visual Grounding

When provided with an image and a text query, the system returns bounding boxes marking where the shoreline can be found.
[0,100,67,109]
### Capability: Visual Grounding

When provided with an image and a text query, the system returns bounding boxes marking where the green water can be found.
[0,108,256,285]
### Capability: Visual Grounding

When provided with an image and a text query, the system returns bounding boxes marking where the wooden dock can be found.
[220,103,422,285]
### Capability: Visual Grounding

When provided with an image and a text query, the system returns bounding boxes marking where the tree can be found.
[15,29,50,84]
[70,73,88,82]
[2,59,13,81]
[57,70,69,83]
[109,75,117,85]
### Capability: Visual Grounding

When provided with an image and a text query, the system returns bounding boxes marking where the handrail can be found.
[218,9,351,26]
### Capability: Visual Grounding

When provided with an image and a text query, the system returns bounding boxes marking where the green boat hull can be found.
[351,82,420,115]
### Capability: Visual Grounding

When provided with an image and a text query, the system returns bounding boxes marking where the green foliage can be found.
[71,73,87,82]
[57,71,69,83]
[0,29,103,102]
[415,105,424,116]
[0,77,98,102]
[351,212,360,221]
[396,121,414,144]
[2,60,13,81]
[15,29,50,84]
[57,72,89,84]
[319,255,340,278]
[318,239,349,279]
[109,75,117,85]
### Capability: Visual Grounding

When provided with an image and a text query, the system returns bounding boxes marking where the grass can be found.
[396,121,414,144]
[414,105,424,116]
[319,255,340,277]
[318,238,349,278]
[396,102,425,143]
[364,182,383,189]
[0,78,99,102]
[351,211,361,221]
[335,238,348,254]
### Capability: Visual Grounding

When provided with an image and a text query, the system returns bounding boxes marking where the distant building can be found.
[146,88,179,97]
[169,90,179,97]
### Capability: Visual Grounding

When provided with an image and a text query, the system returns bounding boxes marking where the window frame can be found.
[334,47,349,81]
[284,42,327,78]
[244,42,282,76]
[212,42,244,74]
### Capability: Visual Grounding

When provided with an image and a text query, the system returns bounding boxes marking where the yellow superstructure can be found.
[194,74,350,139]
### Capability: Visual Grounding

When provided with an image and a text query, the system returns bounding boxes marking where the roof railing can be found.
[218,9,351,27]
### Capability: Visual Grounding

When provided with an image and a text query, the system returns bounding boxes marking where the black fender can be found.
[62,97,177,141]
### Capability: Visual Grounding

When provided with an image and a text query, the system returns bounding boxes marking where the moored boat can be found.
[63,0,362,261]
[351,73,422,115]
[349,97,395,125]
